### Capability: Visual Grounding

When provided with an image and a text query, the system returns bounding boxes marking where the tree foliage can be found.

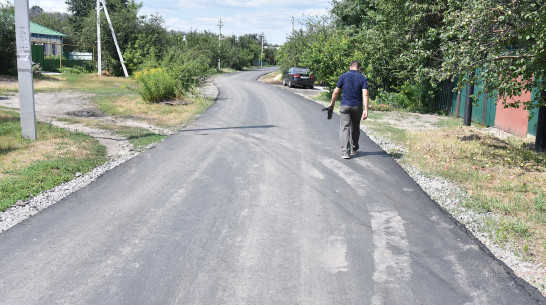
[280,0,545,109]
[430,0,545,109]
[1,0,271,83]
[30,9,74,44]
[0,3,15,74]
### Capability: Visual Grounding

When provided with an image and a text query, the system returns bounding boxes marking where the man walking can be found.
[329,60,369,159]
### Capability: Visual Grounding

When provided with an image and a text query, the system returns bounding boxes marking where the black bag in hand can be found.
[322,106,333,119]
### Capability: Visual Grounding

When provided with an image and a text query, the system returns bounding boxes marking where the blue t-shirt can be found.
[336,70,368,106]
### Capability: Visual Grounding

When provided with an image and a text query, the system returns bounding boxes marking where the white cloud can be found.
[20,0,332,45]
[29,0,68,13]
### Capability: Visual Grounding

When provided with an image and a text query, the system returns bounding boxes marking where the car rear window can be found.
[293,68,310,74]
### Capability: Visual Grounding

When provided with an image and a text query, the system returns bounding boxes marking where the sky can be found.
[23,0,333,45]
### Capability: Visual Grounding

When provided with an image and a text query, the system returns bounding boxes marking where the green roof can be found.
[30,21,66,37]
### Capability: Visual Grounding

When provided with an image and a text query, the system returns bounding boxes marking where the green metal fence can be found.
[42,57,93,72]
[434,70,541,135]
[432,81,454,113]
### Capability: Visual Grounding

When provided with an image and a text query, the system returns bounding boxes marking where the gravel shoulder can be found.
[260,74,546,297]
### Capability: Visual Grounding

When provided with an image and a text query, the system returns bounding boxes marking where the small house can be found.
[30,22,66,57]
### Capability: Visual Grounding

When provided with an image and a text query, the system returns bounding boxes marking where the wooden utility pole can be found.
[14,0,37,140]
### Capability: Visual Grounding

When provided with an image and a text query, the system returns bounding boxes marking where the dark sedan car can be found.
[283,67,315,89]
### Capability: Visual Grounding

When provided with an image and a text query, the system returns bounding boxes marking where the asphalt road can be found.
[0,67,544,305]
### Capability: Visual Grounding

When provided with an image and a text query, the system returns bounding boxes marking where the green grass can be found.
[435,116,463,128]
[0,156,105,211]
[313,91,332,103]
[116,127,167,148]
[367,111,388,120]
[1,109,107,211]
[0,89,17,95]
[366,121,407,144]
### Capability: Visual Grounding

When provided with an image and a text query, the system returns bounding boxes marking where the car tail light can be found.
[310,75,315,78]
[293,74,301,77]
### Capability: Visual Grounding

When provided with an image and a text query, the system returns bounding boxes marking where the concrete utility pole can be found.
[14,0,37,140]
[100,0,128,77]
[260,32,264,68]
[96,0,101,76]
[217,18,223,70]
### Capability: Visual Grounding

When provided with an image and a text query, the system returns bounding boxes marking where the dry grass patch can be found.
[405,126,546,264]
[260,70,283,84]
[0,75,18,93]
[106,94,213,127]
[0,75,67,92]
[1,139,89,172]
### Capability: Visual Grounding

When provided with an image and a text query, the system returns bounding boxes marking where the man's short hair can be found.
[350,60,361,69]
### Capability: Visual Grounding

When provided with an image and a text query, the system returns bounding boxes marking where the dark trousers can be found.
[339,105,363,154]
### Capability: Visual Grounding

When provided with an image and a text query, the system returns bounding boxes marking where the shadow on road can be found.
[350,150,393,159]
[179,125,277,133]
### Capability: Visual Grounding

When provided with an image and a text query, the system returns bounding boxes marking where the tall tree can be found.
[66,0,128,33]
[422,0,546,149]
[422,0,545,110]
[0,3,16,74]
[31,11,74,44]
[30,5,44,18]
[76,0,141,75]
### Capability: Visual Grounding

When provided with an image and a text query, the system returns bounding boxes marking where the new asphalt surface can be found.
[0,67,544,304]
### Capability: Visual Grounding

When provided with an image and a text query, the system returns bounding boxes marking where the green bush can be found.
[59,66,87,74]
[374,91,411,109]
[161,48,212,92]
[43,56,94,73]
[373,82,434,111]
[134,68,177,103]
[32,63,42,76]
[400,82,434,111]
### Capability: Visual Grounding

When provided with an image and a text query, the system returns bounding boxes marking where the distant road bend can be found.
[0,67,544,304]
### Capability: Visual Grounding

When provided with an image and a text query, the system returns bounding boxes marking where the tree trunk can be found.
[464,73,474,126]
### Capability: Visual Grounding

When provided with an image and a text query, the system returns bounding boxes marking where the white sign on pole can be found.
[14,0,37,140]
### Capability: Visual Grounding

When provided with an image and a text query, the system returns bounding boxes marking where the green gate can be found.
[31,44,44,67]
